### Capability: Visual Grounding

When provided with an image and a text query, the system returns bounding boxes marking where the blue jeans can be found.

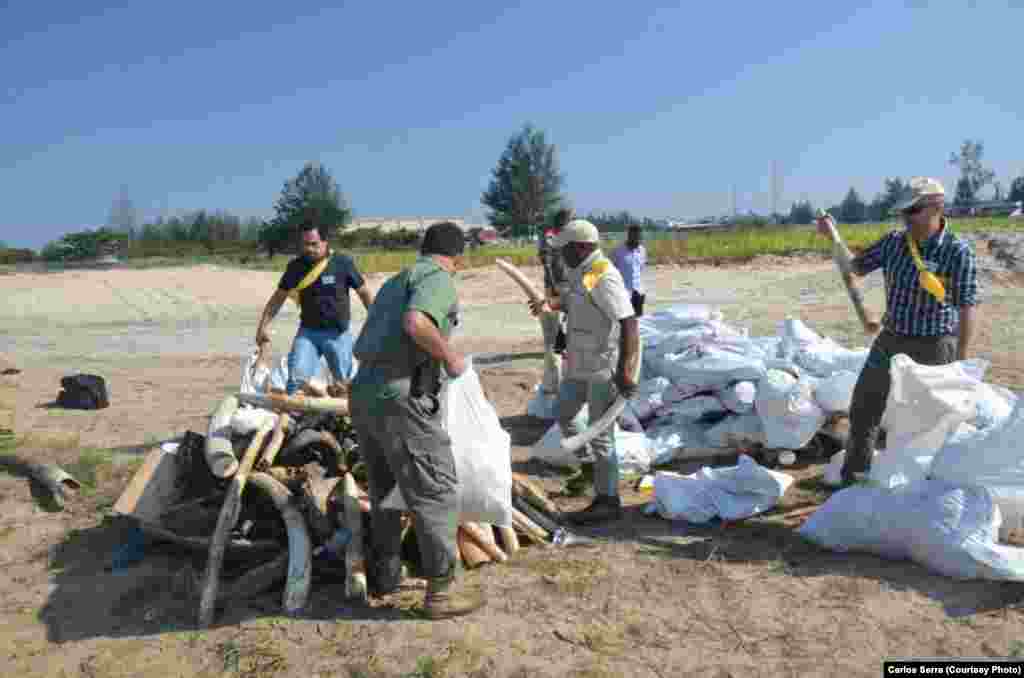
[286,327,355,395]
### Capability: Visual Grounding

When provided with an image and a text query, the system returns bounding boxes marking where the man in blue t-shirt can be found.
[256,221,374,395]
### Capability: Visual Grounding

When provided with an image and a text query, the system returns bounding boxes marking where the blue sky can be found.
[2,1,1022,249]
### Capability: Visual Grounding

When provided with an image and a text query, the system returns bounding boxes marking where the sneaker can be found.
[423,571,485,620]
[567,495,623,526]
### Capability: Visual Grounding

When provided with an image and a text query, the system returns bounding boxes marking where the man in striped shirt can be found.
[815,177,979,484]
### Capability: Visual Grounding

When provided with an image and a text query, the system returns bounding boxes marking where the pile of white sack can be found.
[531,304,872,472]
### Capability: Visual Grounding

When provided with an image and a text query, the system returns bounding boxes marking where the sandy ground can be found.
[2,253,1024,677]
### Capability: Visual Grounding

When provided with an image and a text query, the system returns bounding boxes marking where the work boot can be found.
[368,554,402,597]
[567,495,622,526]
[423,570,485,620]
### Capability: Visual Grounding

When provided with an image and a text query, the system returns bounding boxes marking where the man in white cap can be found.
[529,219,641,524]
[815,177,979,484]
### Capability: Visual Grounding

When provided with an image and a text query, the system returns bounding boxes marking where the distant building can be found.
[348,217,468,233]
[944,201,1021,218]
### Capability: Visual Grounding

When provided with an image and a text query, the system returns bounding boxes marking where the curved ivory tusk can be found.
[342,472,368,602]
[207,395,240,478]
[198,418,277,628]
[560,396,629,453]
[24,462,80,510]
[495,259,544,303]
[236,392,349,416]
[276,429,342,466]
[248,472,312,616]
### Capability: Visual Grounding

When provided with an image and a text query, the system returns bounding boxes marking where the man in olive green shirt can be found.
[350,221,483,620]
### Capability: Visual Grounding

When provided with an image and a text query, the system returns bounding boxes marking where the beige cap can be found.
[894,177,945,211]
[551,219,600,248]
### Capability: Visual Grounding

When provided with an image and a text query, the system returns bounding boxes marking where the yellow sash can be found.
[904,235,946,303]
[287,252,332,306]
[581,257,612,292]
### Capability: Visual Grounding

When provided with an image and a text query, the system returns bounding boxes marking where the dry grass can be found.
[509,551,611,596]
[402,632,492,677]
[217,634,289,678]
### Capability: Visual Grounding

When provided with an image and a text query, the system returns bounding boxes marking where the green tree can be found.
[263,162,351,257]
[839,187,867,223]
[40,227,127,261]
[949,140,995,207]
[481,123,565,235]
[788,201,815,225]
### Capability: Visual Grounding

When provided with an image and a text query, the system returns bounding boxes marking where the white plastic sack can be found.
[799,481,1024,581]
[629,377,671,422]
[231,406,278,435]
[823,449,880,488]
[656,344,767,390]
[704,413,765,448]
[532,418,654,474]
[972,383,1018,431]
[717,381,757,414]
[638,304,719,348]
[755,369,826,450]
[652,454,794,522]
[660,395,726,422]
[382,360,513,526]
[795,339,869,378]
[931,401,1024,535]
[881,356,985,443]
[240,350,271,395]
[813,370,859,413]
[645,420,710,466]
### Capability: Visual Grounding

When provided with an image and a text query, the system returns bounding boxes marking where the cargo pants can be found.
[557,374,620,497]
[843,328,958,481]
[350,378,459,580]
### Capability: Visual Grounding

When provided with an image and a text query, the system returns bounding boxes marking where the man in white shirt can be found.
[529,219,640,525]
[610,225,647,316]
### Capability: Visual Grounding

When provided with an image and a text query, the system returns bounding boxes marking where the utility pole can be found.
[731,184,737,218]
[770,160,782,223]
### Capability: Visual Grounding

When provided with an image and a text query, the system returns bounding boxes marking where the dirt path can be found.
[2,258,1024,677]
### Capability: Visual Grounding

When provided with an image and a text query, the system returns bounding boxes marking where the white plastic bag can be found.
[880,355,984,444]
[813,370,859,413]
[382,360,513,526]
[931,401,1024,535]
[823,449,882,488]
[656,344,767,390]
[652,454,794,523]
[717,381,757,414]
[629,377,671,422]
[532,417,654,474]
[645,420,710,466]
[660,395,727,422]
[795,339,869,378]
[231,407,278,435]
[704,413,765,448]
[799,481,1024,581]
[777,317,822,360]
[240,350,271,395]
[755,369,826,450]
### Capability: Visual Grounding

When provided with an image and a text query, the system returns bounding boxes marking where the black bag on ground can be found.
[57,374,110,410]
